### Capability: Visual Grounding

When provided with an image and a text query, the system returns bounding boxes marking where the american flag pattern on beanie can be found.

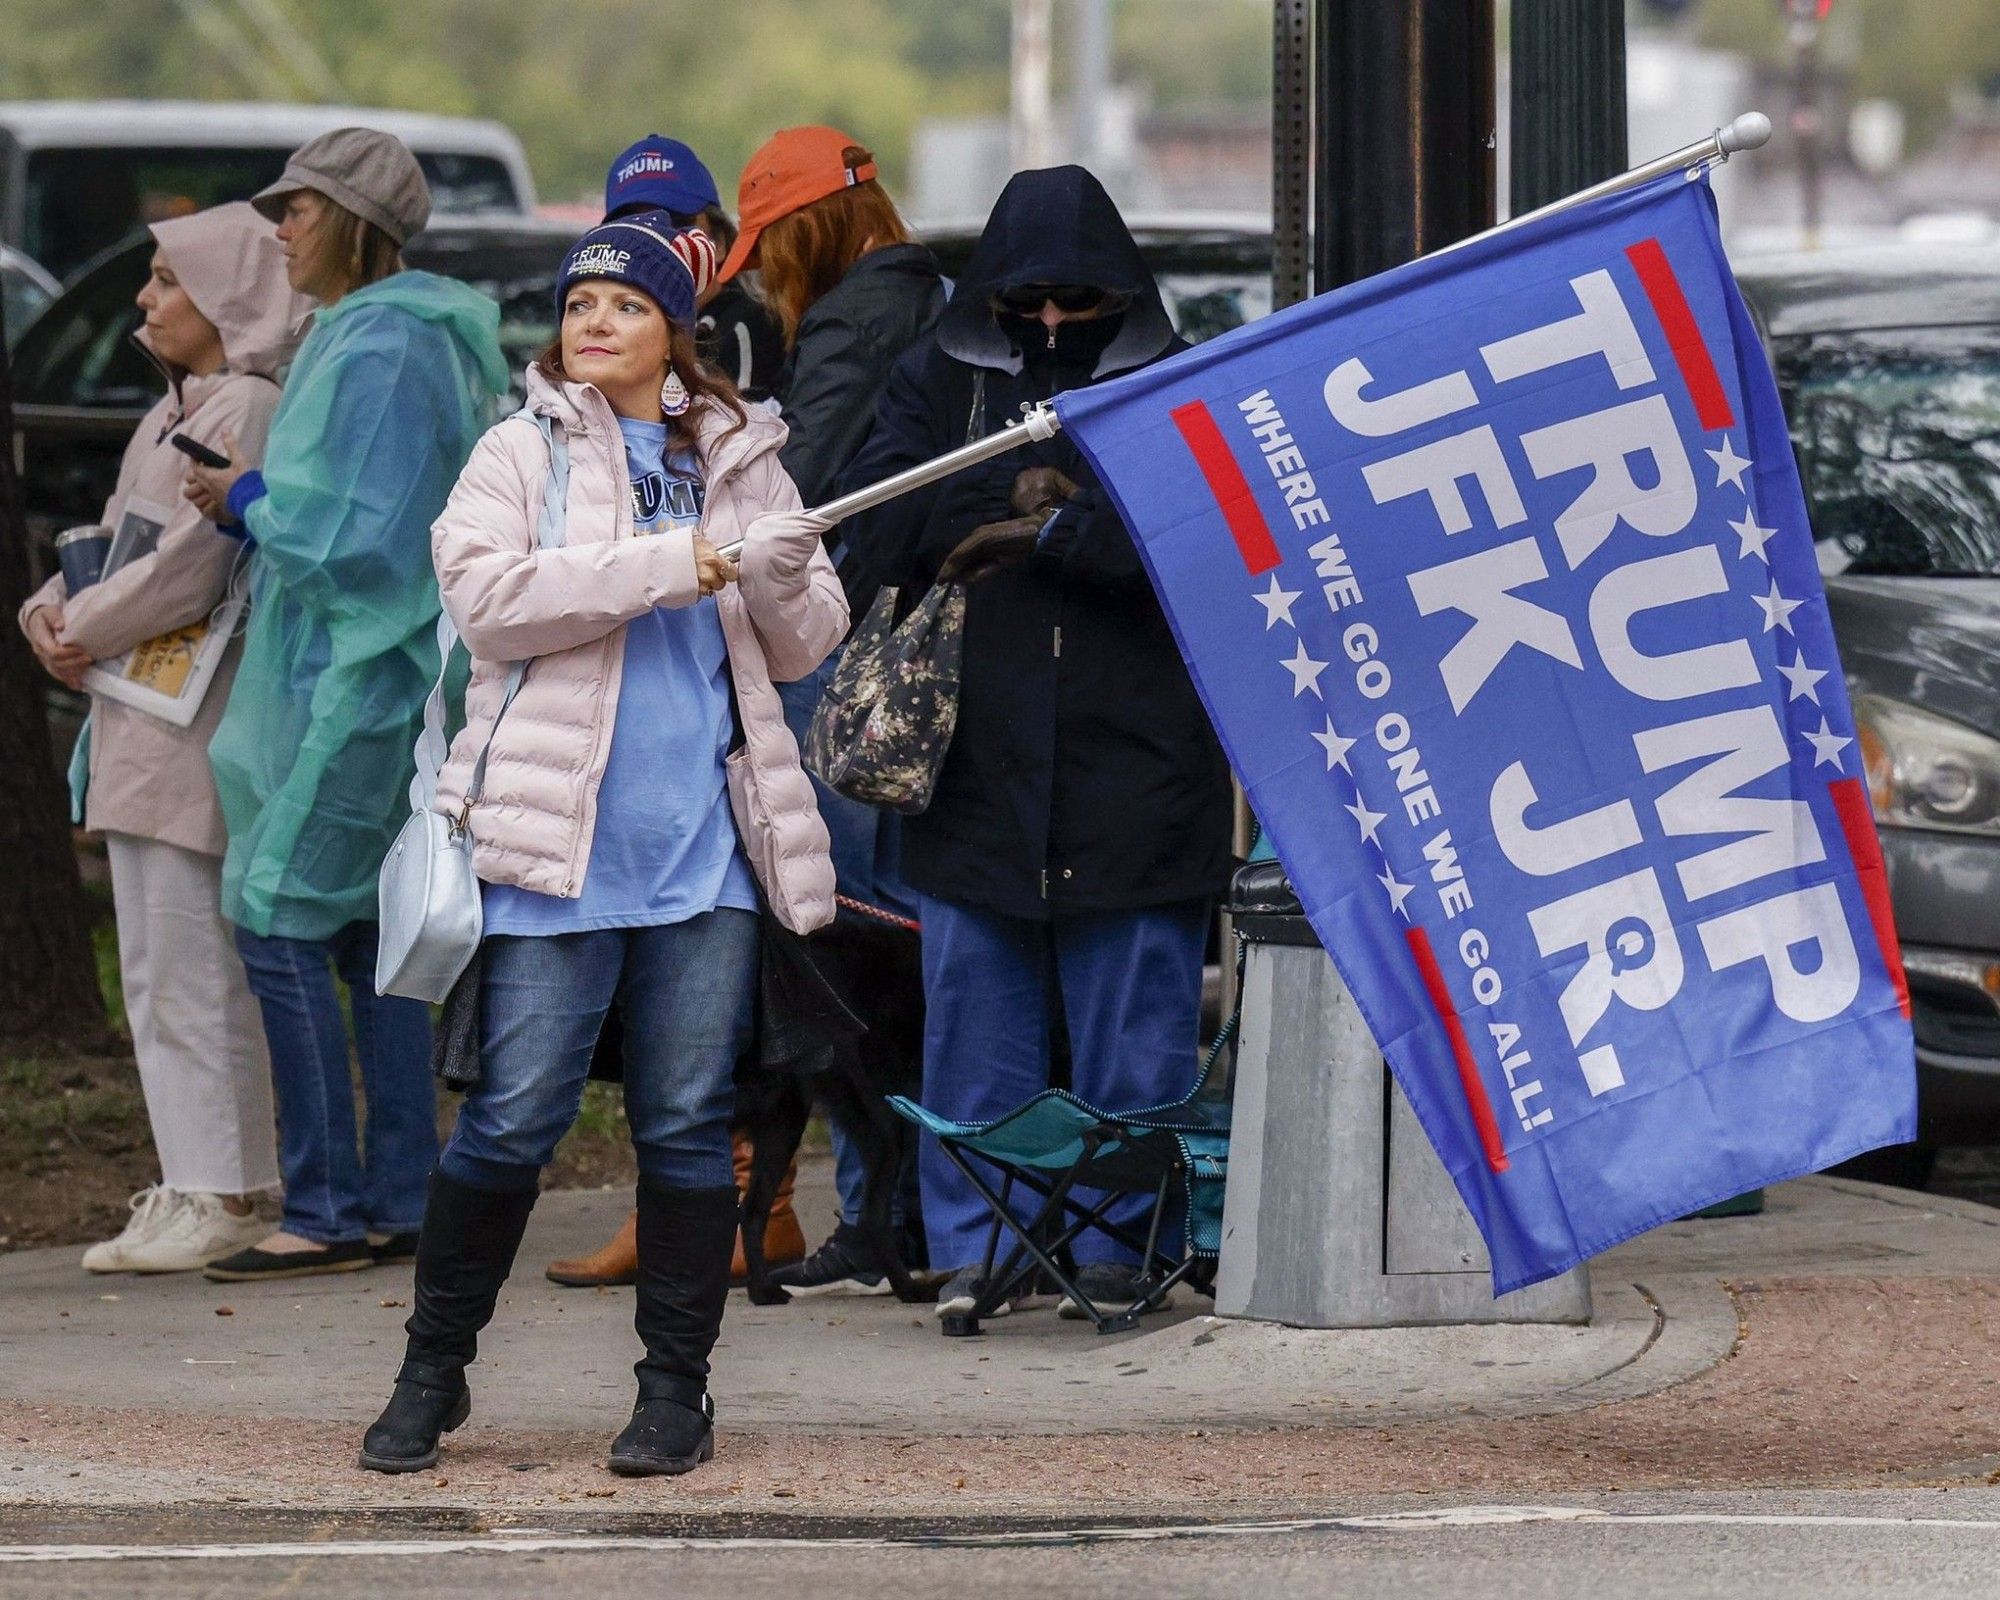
[669,228,719,300]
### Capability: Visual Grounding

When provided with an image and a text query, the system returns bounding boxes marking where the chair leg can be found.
[939,1143,1102,1334]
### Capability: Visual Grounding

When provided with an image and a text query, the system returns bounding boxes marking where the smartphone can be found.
[170,432,231,470]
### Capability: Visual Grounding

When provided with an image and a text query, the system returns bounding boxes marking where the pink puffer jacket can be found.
[430,364,848,933]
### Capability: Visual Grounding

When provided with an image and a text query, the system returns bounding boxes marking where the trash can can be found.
[1215,861,1591,1328]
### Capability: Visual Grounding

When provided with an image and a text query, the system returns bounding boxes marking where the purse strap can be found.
[408,408,570,827]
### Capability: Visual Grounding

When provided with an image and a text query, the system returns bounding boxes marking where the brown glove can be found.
[938,516,1043,584]
[1010,466,1081,522]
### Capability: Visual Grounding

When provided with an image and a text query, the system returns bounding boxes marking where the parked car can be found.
[1736,247,2000,1170]
[0,244,59,344]
[11,215,578,592]
[0,102,536,283]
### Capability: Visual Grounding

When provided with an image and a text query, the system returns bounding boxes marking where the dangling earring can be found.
[660,364,690,417]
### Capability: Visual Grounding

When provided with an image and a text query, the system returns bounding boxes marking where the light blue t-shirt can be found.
[482,417,759,935]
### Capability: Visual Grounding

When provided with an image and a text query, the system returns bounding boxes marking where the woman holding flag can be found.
[356,213,845,1478]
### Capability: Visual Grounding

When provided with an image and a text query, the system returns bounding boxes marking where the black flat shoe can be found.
[370,1232,420,1265]
[203,1237,373,1282]
[607,1393,715,1477]
[358,1380,471,1474]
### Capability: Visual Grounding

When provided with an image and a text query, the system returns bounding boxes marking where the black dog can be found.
[734,909,929,1305]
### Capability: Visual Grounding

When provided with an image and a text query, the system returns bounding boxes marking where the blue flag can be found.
[1054,172,1916,1293]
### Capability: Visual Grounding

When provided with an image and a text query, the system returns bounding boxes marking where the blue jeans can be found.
[779,652,916,1228]
[915,895,1209,1271]
[440,910,758,1194]
[232,921,437,1245]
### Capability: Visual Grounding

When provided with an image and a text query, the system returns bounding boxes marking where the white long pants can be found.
[105,832,279,1195]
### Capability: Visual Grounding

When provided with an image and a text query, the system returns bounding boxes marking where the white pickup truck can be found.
[0,100,537,282]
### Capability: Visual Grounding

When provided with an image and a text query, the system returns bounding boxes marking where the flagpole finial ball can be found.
[1720,113,1774,155]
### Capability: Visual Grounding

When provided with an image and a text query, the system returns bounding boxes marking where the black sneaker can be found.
[934,1264,1031,1320]
[766,1221,890,1298]
[1057,1262,1177,1321]
[203,1236,373,1282]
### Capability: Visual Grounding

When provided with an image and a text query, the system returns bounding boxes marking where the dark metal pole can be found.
[1271,0,1314,309]
[1314,0,1497,291]
[1509,0,1627,216]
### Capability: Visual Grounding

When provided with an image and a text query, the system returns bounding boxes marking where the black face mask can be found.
[999,308,1127,367]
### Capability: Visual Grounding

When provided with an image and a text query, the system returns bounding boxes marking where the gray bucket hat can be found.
[251,127,432,246]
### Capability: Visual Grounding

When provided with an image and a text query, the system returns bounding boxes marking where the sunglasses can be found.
[994,284,1113,315]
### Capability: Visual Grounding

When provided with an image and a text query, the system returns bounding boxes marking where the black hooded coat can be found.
[837,167,1232,921]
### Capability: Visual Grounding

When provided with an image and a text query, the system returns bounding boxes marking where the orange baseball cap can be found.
[719,125,880,281]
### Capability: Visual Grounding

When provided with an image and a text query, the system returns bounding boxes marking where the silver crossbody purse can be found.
[376,412,570,1002]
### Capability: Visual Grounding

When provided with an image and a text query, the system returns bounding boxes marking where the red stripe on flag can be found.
[1829,776,1912,1020]
[1170,399,1281,576]
[1624,237,1736,432]
[1404,926,1510,1174]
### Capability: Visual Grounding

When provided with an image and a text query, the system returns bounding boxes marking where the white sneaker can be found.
[80,1186,181,1273]
[125,1192,269,1274]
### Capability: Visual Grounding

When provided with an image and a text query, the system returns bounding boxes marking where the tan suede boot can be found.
[731,1131,806,1285]
[544,1209,637,1288]
[546,1135,807,1289]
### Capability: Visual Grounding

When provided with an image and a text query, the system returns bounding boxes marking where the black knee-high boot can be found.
[607,1176,738,1476]
[358,1170,538,1474]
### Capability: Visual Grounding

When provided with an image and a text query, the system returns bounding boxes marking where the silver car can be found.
[1739,246,2000,1175]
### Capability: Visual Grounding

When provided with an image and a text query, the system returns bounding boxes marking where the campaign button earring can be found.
[661,365,691,417]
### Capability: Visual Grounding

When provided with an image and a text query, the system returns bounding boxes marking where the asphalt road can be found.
[7,1492,2000,1599]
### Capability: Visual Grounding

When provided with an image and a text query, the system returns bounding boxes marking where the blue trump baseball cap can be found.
[603,135,721,221]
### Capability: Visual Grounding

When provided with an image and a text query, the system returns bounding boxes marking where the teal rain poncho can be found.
[210,270,507,939]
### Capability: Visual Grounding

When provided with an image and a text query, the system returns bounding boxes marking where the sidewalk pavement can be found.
[4,1164,2000,1520]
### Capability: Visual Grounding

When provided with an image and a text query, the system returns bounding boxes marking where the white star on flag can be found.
[1282,640,1328,698]
[1311,716,1357,771]
[1344,793,1388,845]
[1729,508,1777,563]
[1753,580,1801,633]
[1776,653,1827,703]
[1706,435,1752,492]
[1804,718,1852,770]
[1254,574,1303,630]
[1377,867,1415,918]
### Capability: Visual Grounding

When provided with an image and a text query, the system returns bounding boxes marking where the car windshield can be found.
[21,147,523,281]
[1775,325,2000,577]
[13,232,568,413]
[1158,269,1271,344]
[2,263,53,345]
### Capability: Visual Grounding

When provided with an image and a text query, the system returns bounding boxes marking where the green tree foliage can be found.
[0,0,1287,204]
[1114,0,1270,110]
[0,0,1025,202]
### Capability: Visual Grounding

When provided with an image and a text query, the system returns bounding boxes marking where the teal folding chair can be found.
[889,1072,1230,1337]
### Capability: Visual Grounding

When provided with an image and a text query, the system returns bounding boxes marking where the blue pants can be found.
[232,920,437,1245]
[440,910,758,1194]
[779,653,915,1227]
[916,894,1209,1271]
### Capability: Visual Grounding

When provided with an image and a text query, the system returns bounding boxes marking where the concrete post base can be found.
[1216,941,1592,1328]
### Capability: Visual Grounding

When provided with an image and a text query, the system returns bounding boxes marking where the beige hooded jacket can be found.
[19,202,310,857]
[430,365,849,933]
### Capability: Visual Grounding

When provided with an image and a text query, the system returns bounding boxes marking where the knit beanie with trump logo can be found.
[556,210,718,326]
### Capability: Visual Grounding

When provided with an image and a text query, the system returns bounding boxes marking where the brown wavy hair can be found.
[754,145,910,346]
[536,316,746,459]
[295,195,402,300]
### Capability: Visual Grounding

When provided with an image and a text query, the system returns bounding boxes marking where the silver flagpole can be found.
[716,112,1771,561]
